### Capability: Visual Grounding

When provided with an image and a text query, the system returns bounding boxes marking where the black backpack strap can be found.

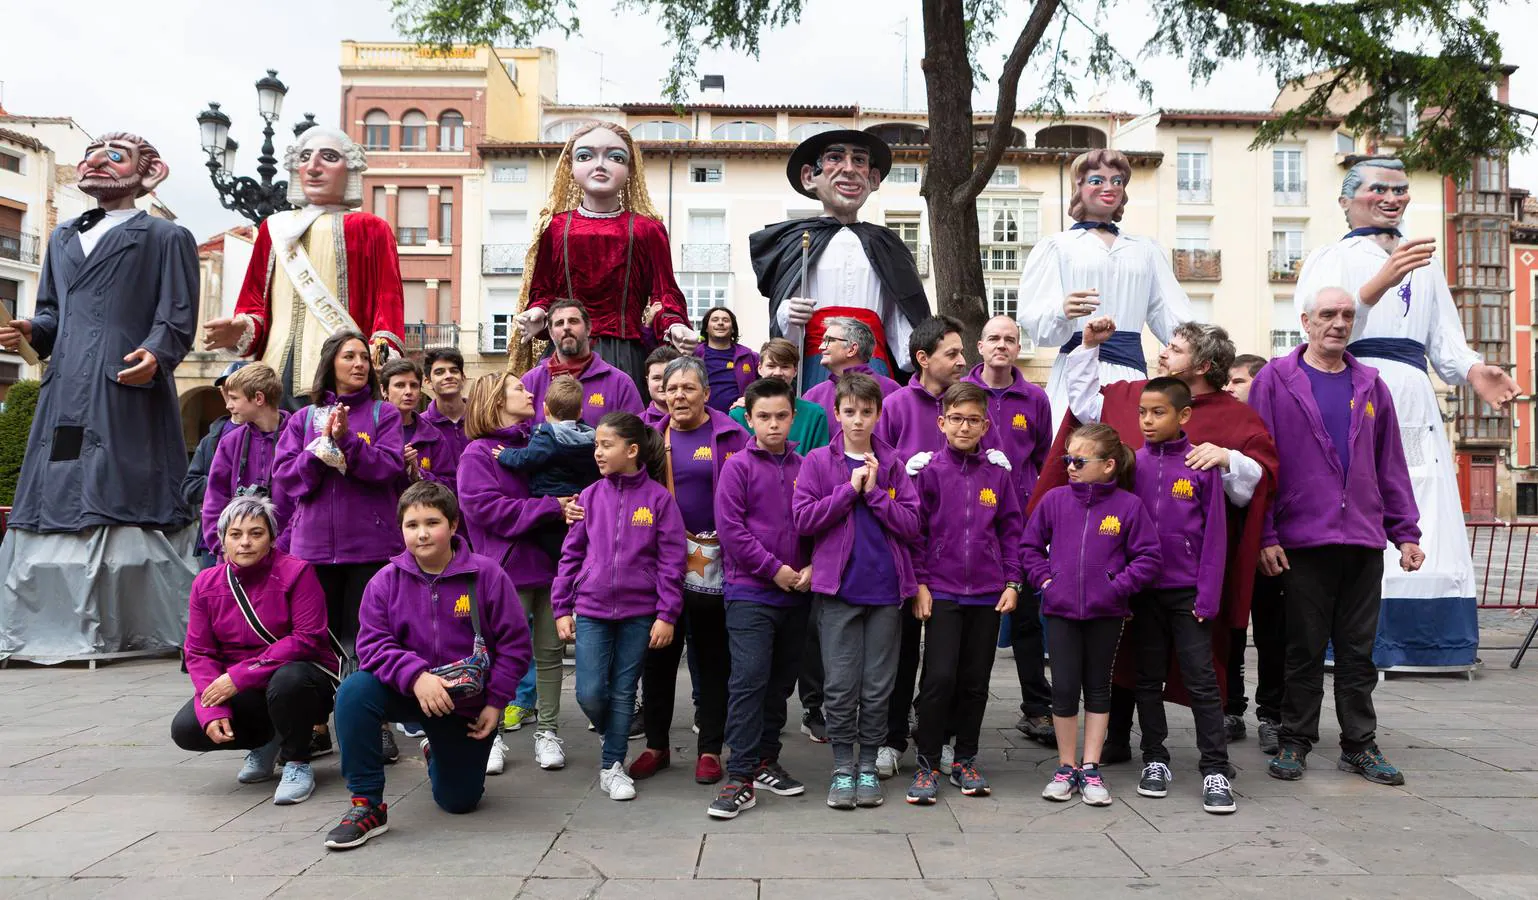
[227,564,347,686]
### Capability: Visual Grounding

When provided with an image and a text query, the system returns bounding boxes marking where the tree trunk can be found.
[921,0,989,360]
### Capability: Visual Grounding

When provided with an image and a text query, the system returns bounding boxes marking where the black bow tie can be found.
[76,208,108,233]
[1072,221,1120,236]
[1344,226,1402,240]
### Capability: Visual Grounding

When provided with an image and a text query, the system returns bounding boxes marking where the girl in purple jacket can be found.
[553,412,687,802]
[1021,423,1160,807]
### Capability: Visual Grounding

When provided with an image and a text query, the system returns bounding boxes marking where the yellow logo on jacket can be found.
[692,446,713,461]
[420,456,432,471]
[887,486,897,500]
[1349,398,1376,417]
[632,506,655,527]
[1012,412,1028,431]
[589,392,606,408]
[453,594,471,617]
[979,487,998,508]
[1171,478,1194,500]
[1098,515,1122,536]
[741,362,753,373]
[356,431,372,445]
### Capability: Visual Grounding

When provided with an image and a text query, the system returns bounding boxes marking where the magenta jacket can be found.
[965,363,1053,506]
[715,442,809,603]
[551,469,688,623]
[457,422,564,588]
[273,389,405,565]
[791,435,922,599]
[1133,436,1228,620]
[523,353,645,427]
[695,341,761,400]
[802,364,902,441]
[1021,481,1162,620]
[183,550,337,727]
[1251,346,1420,551]
[202,411,291,556]
[911,445,1024,599]
[355,538,533,716]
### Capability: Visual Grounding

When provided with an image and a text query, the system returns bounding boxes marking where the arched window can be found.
[973,124,1027,148]
[864,123,929,146]
[543,119,592,142]
[363,109,390,151]
[711,120,777,141]
[1034,125,1107,149]
[631,120,693,140]
[438,111,465,151]
[401,110,428,150]
[789,122,840,142]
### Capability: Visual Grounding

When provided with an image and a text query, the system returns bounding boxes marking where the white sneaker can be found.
[534,730,566,770]
[875,745,901,780]
[940,744,955,775]
[600,761,636,801]
[486,735,508,776]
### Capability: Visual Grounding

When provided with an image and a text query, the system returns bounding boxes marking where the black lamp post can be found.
[197,70,317,223]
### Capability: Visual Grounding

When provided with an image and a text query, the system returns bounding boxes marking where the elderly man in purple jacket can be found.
[522,298,645,426]
[1253,286,1424,787]
[802,316,901,441]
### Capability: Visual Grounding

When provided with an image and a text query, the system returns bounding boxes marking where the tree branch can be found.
[952,0,1062,206]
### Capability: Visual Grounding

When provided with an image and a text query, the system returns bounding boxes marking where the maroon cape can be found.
[1029,381,1279,705]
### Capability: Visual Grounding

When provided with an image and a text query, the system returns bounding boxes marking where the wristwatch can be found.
[1005,581,1024,593]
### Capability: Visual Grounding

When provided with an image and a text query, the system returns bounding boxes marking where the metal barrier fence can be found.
[1469,522,1538,609]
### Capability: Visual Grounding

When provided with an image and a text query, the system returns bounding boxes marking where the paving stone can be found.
[305,830,557,876]
[20,793,262,832]
[1110,831,1366,877]
[764,879,1002,899]
[1450,874,1538,899]
[911,833,1141,878]
[55,876,290,899]
[78,831,328,877]
[0,831,152,877]
[0,795,87,831]
[597,879,759,899]
[701,833,920,879]
[1317,829,1538,875]
[1218,875,1478,898]
[534,832,703,879]
[987,876,1233,899]
[265,875,525,898]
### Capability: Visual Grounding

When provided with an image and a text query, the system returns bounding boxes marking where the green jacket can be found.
[730,397,830,453]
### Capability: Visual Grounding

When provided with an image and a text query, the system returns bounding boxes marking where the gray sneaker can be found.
[855,770,885,807]
[826,771,857,810]
[1257,718,1281,756]
[273,761,315,805]
[237,737,281,784]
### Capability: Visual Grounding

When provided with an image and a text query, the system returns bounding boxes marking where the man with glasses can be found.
[750,131,931,393]
[801,317,900,441]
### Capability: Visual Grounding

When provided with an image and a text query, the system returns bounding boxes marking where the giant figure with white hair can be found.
[1293,158,1518,670]
[205,127,405,404]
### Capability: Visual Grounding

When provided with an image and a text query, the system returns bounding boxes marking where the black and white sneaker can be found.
[1202,773,1237,814]
[707,779,756,819]
[801,709,829,744]
[753,760,806,796]
[1257,717,1281,756]
[308,730,334,759]
[1137,761,1172,798]
[324,799,389,850]
[380,725,400,765]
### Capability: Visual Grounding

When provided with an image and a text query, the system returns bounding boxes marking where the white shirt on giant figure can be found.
[774,229,916,371]
[1017,227,1194,430]
[77,209,142,257]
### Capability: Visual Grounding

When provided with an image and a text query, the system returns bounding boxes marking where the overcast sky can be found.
[3,0,1535,240]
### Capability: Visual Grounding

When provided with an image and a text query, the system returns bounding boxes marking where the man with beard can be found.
[521,298,644,426]
[203,128,404,405]
[0,132,199,661]
[1030,317,1278,764]
[751,131,931,390]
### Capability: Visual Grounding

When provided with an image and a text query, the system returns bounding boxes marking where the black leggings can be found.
[643,588,731,755]
[313,562,387,657]
[1044,615,1124,717]
[171,662,336,761]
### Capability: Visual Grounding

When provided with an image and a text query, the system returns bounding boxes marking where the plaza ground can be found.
[3,611,1538,898]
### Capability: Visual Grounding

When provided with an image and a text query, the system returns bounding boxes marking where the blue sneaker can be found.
[273,762,315,805]
[1268,746,1307,780]
[826,772,857,810]
[1338,745,1405,786]
[855,770,884,807]
[906,761,940,806]
[237,737,281,784]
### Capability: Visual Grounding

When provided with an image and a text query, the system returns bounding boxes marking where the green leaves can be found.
[0,380,40,507]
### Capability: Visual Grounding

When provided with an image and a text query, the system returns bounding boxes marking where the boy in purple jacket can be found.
[323,482,533,851]
[904,382,1022,805]
[1127,377,1234,815]
[204,363,290,556]
[708,378,813,820]
[792,374,922,811]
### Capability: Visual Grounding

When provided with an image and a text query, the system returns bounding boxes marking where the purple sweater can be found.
[965,363,1053,506]
[421,400,469,464]
[401,413,459,491]
[911,445,1025,602]
[715,443,809,606]
[523,353,645,426]
[1020,481,1162,620]
[694,341,761,408]
[874,375,948,465]
[791,435,922,601]
[802,364,902,441]
[1132,436,1228,620]
[356,539,533,716]
[1251,347,1420,551]
[551,469,687,623]
[456,422,565,588]
[202,411,291,556]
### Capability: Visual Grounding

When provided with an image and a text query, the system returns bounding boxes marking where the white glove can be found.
[785,297,816,328]
[986,449,1012,471]
[513,308,547,344]
[905,451,934,476]
[667,324,699,353]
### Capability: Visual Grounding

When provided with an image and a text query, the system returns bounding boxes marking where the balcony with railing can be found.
[396,227,429,247]
[1172,248,1221,281]
[680,243,730,272]
[1269,250,1304,282]
[403,322,459,353]
[1177,179,1212,204]
[0,228,40,266]
[1273,184,1306,206]
[1270,329,1302,357]
[482,243,530,275]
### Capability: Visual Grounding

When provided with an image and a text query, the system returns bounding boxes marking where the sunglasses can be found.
[1062,455,1108,471]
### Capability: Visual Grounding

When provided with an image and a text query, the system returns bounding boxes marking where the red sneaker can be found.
[628,748,670,780]
[695,753,724,784]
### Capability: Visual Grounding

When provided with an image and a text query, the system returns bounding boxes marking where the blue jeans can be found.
[575,614,653,768]
[336,670,493,812]
[513,664,537,711]
[724,600,810,779]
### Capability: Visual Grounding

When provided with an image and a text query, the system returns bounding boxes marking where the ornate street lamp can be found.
[197,69,317,223]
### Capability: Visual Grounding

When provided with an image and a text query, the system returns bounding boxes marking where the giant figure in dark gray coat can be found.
[0,131,199,662]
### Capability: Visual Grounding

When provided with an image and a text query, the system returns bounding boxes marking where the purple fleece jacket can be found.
[420,399,470,464]
[355,538,533,716]
[551,469,688,623]
[202,411,291,556]
[1020,481,1162,620]
[273,389,405,565]
[802,364,902,441]
[1133,435,1228,620]
[456,422,564,588]
[523,352,645,426]
[1250,346,1420,551]
[911,445,1025,601]
[715,442,809,606]
[400,413,459,492]
[874,375,949,465]
[183,550,337,727]
[791,435,922,600]
[965,363,1053,506]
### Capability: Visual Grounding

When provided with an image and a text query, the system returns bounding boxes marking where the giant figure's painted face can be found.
[297,133,349,207]
[1077,165,1126,223]
[78,137,166,201]
[571,127,632,205]
[1341,166,1410,230]
[801,143,880,219]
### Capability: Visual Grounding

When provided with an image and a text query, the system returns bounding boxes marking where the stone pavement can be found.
[5,613,1538,899]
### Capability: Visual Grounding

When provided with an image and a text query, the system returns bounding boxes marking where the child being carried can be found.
[495,374,601,561]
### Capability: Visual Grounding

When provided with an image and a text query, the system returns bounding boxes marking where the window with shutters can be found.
[437,111,464,151]
[401,110,428,151]
[363,110,390,150]
[397,188,430,246]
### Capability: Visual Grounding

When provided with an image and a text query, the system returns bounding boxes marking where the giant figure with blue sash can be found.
[1294,157,1518,671]
[1018,149,1195,432]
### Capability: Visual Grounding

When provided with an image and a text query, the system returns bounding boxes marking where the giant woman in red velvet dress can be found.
[204,128,405,405]
[511,122,695,389]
